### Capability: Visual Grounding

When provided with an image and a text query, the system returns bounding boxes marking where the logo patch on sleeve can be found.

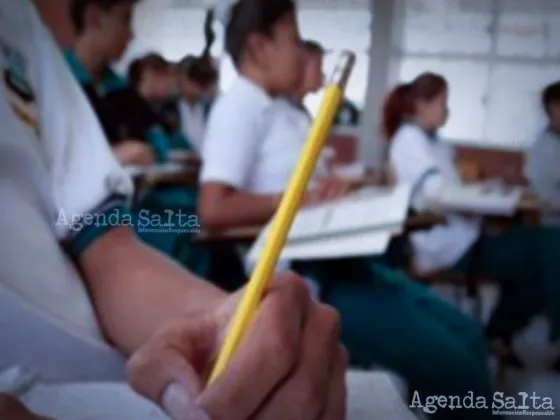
[0,39,39,133]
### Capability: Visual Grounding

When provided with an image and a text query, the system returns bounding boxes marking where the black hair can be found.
[70,0,139,34]
[225,0,296,66]
[202,9,216,59]
[177,55,218,88]
[542,81,560,115]
[128,53,169,88]
[302,39,324,54]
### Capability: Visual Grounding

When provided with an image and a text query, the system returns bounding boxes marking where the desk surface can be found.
[195,213,444,244]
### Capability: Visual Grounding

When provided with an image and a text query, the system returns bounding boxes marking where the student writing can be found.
[199,1,495,416]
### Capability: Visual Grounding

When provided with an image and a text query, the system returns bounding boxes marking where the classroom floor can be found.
[434,284,560,419]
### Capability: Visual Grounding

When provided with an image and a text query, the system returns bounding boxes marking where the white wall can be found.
[117,0,372,115]
[394,0,560,150]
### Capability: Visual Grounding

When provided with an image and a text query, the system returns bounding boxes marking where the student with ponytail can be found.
[387,72,560,371]
[200,1,495,416]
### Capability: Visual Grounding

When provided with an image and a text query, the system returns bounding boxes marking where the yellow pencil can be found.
[208,51,356,385]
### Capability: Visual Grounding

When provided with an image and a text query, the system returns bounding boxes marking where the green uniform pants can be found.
[133,187,210,278]
[456,225,560,342]
[292,258,495,420]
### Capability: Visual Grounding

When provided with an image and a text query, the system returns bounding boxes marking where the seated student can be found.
[386,72,560,370]
[0,3,345,420]
[65,0,160,165]
[175,55,218,153]
[526,81,560,223]
[127,53,194,156]
[199,1,494,416]
[65,0,211,276]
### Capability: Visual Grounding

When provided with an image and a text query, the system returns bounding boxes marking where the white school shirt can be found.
[525,128,560,224]
[389,124,480,274]
[201,77,329,298]
[0,0,132,381]
[201,76,329,194]
[178,99,206,152]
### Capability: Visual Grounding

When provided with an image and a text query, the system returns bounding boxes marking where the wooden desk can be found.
[195,213,445,245]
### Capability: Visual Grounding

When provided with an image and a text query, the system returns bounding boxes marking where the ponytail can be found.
[382,72,447,141]
[382,83,411,141]
[202,9,216,59]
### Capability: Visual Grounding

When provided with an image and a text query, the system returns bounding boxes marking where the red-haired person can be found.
[386,72,560,371]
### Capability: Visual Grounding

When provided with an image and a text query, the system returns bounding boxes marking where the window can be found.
[394,0,560,149]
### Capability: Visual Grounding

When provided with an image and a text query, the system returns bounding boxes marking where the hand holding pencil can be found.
[127,273,347,420]
[126,51,355,420]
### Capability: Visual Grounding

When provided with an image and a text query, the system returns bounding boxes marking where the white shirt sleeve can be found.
[200,93,265,189]
[389,125,443,211]
[29,4,133,254]
[525,131,560,206]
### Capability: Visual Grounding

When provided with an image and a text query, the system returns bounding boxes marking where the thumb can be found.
[126,324,214,420]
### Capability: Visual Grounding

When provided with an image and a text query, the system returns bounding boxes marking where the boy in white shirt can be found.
[526,81,560,224]
[0,1,346,418]
[199,2,495,415]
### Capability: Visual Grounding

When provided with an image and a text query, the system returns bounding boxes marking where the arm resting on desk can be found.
[198,183,280,230]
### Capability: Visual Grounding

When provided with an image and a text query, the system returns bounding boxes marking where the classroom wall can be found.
[394,0,560,150]
[116,0,372,116]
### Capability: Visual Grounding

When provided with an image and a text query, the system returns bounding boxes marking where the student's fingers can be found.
[252,303,343,420]
[198,273,311,420]
[320,345,348,420]
[127,321,214,420]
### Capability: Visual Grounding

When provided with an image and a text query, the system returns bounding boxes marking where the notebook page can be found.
[439,183,523,216]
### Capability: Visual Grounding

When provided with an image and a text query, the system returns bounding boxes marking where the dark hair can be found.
[381,72,447,140]
[178,55,218,88]
[225,0,296,66]
[70,0,139,34]
[302,39,324,55]
[128,53,169,88]
[542,81,560,115]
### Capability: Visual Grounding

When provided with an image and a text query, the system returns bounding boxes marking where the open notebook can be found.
[438,182,523,216]
[247,185,412,261]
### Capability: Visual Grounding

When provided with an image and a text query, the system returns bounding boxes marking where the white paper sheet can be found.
[247,185,411,261]
[438,183,523,216]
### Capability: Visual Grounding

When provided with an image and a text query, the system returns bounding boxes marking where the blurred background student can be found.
[175,55,218,154]
[525,81,560,224]
[65,0,159,165]
[386,72,560,370]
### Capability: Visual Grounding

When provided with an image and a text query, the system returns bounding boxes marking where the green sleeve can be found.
[63,195,131,258]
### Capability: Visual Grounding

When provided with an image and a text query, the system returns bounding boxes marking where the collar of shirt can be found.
[283,96,312,120]
[403,120,439,142]
[63,50,127,96]
[235,75,274,107]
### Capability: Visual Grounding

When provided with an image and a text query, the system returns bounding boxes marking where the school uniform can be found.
[63,52,210,277]
[525,127,560,224]
[177,98,213,153]
[202,76,494,418]
[0,0,131,380]
[390,122,560,343]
